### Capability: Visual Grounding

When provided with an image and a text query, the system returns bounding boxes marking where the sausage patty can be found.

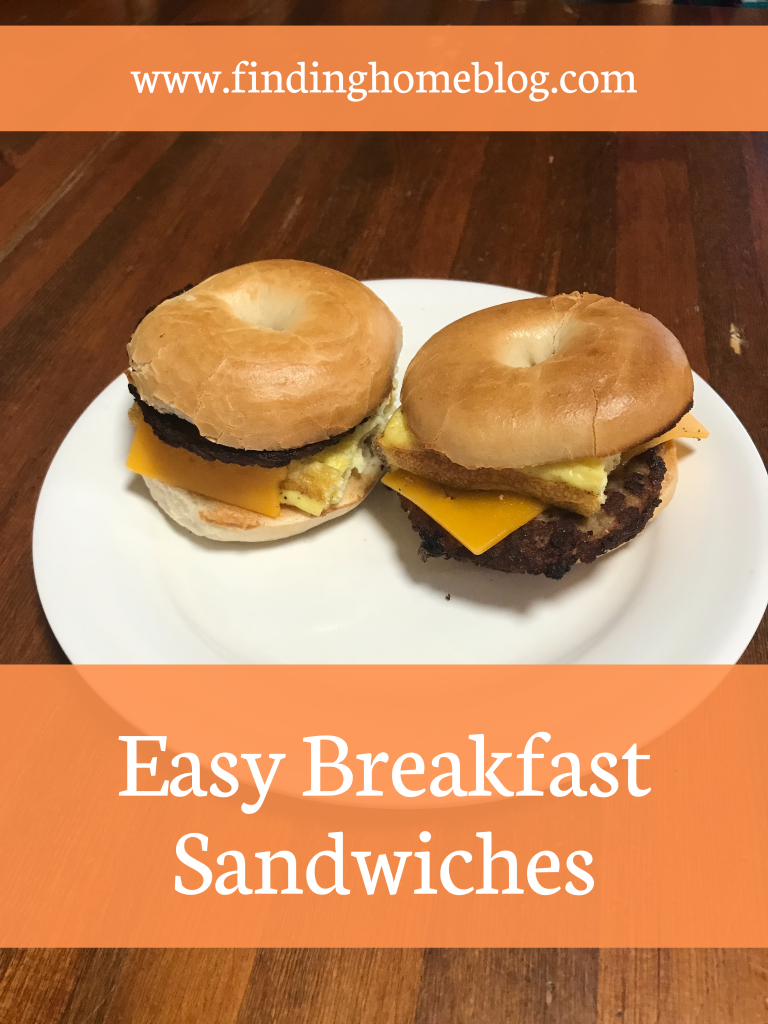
[399,446,667,580]
[128,384,362,468]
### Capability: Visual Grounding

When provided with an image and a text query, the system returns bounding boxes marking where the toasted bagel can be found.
[400,293,693,470]
[127,260,402,452]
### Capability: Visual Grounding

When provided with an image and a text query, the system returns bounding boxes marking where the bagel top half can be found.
[400,292,693,470]
[127,259,402,452]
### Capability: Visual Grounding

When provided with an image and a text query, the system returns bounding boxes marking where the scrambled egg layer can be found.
[380,408,620,498]
[280,395,395,516]
[381,408,417,449]
[519,454,621,497]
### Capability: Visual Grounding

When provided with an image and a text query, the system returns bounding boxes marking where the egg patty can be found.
[280,395,395,516]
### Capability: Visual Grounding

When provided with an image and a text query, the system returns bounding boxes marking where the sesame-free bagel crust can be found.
[401,293,693,469]
[127,260,402,451]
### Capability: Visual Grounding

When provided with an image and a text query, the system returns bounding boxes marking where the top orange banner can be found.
[1,25,765,131]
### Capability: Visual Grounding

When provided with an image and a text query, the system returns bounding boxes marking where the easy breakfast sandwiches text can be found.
[3,666,766,947]
[120,731,654,898]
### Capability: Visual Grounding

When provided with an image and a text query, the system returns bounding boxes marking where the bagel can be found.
[400,292,692,470]
[379,293,706,577]
[128,260,401,450]
[125,260,401,541]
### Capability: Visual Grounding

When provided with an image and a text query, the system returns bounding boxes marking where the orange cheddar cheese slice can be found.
[622,413,709,463]
[382,469,546,555]
[126,419,285,518]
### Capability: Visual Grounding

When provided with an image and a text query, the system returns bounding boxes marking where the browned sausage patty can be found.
[128,384,362,468]
[399,446,667,580]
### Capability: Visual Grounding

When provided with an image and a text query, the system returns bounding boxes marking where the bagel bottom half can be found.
[143,466,379,543]
[398,441,677,580]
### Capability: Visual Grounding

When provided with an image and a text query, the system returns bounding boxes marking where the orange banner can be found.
[2,665,768,946]
[0,26,765,131]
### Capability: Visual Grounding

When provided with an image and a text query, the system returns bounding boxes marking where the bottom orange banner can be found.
[1,665,766,946]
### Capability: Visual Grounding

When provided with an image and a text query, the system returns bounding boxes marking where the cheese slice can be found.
[382,469,545,555]
[126,419,285,518]
[622,413,709,463]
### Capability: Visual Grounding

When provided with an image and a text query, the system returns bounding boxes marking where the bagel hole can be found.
[224,287,305,333]
[498,323,569,369]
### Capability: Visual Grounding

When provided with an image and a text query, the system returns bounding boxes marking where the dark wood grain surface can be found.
[1,128,768,1022]
[4,0,768,25]
[5,947,768,1022]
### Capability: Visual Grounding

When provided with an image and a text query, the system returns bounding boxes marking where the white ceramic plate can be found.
[34,279,768,664]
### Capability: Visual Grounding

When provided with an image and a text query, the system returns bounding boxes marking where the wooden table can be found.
[1,23,768,1023]
[6,0,768,24]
